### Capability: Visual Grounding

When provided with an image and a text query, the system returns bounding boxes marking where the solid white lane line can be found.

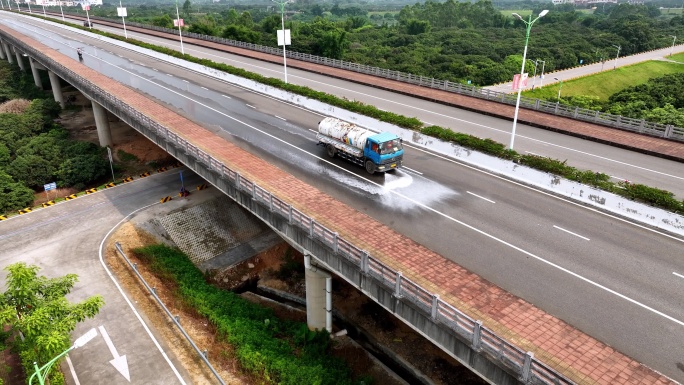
[99,204,186,384]
[553,225,590,241]
[422,122,433,126]
[610,175,628,181]
[402,166,422,175]
[525,151,541,156]
[66,355,81,385]
[275,115,287,121]
[246,104,255,109]
[308,129,318,133]
[673,272,684,279]
[466,191,495,203]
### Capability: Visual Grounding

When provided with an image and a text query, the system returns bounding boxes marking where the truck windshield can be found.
[379,139,402,155]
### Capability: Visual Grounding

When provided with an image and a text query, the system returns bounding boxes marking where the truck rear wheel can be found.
[326,145,336,158]
[365,160,375,174]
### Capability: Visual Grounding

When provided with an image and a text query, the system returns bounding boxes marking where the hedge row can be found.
[39,15,684,214]
[134,244,360,385]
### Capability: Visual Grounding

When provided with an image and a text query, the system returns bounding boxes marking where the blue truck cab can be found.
[363,133,404,174]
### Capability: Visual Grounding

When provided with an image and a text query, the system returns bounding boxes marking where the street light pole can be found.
[670,35,677,57]
[509,9,549,150]
[29,328,97,385]
[273,0,290,83]
[612,44,621,70]
[554,77,563,103]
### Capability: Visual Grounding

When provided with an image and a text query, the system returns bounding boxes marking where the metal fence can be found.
[114,243,226,385]
[86,15,684,143]
[1,31,574,385]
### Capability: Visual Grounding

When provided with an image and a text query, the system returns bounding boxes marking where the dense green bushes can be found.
[0,63,109,213]
[134,244,361,385]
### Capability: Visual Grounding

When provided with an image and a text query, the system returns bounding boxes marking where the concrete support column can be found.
[304,254,332,332]
[14,50,25,71]
[92,100,113,147]
[0,40,5,60]
[47,70,64,107]
[28,57,43,89]
[4,43,14,64]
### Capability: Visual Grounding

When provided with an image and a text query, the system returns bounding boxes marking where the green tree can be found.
[319,30,348,59]
[7,154,55,190]
[222,25,260,43]
[182,0,191,16]
[0,263,104,384]
[0,171,34,212]
[57,154,108,189]
[151,14,174,29]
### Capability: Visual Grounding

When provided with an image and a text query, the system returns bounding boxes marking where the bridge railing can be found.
[2,31,574,385]
[83,16,684,143]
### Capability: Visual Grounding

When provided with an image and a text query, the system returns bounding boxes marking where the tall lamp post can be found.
[29,328,97,385]
[273,0,291,83]
[509,9,549,150]
[531,59,545,89]
[554,77,563,103]
[612,44,621,70]
[670,35,677,57]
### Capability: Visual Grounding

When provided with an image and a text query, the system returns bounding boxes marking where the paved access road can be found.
[30,12,684,199]
[0,169,206,385]
[3,15,684,382]
[485,43,684,93]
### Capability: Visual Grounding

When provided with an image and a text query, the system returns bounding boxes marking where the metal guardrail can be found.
[114,242,226,385]
[81,15,684,144]
[0,31,575,385]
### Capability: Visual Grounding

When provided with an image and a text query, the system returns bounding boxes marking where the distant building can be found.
[574,0,618,4]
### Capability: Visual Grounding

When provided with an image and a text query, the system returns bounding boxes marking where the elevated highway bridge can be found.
[1,12,683,385]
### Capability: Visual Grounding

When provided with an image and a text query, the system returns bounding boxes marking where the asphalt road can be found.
[3,14,684,382]
[39,13,684,200]
[0,169,207,385]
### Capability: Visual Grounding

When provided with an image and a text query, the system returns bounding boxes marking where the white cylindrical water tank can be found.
[318,117,373,151]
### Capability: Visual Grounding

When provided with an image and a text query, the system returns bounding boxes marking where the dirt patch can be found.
[57,94,172,166]
[0,99,30,114]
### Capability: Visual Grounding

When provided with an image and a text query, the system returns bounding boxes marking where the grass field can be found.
[523,60,684,102]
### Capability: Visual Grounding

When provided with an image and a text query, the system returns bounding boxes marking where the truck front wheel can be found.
[365,160,375,174]
[326,145,336,158]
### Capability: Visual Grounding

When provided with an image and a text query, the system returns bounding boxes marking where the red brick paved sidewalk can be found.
[100,21,684,162]
[7,27,677,385]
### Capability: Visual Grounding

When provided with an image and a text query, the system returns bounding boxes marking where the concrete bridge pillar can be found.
[92,100,113,147]
[0,39,5,60]
[28,57,44,89]
[304,254,332,332]
[4,42,14,64]
[47,70,64,107]
[14,49,25,71]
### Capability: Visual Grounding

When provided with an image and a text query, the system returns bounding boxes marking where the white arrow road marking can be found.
[98,325,131,382]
